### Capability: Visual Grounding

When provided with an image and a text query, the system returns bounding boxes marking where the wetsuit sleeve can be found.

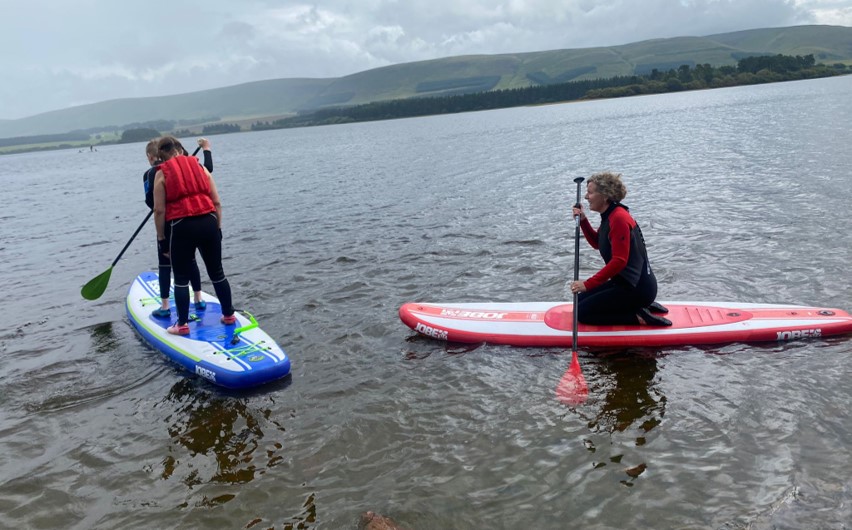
[584,210,631,291]
[144,170,154,209]
[202,150,213,173]
[579,218,599,249]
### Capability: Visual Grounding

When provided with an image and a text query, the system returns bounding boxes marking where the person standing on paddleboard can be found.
[570,172,671,326]
[143,137,213,319]
[152,136,236,335]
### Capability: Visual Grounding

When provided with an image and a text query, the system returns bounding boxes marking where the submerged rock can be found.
[360,511,410,530]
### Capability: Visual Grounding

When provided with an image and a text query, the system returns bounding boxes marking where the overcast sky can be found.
[1,0,850,120]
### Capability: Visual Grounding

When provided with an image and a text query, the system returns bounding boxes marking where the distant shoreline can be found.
[2,59,849,156]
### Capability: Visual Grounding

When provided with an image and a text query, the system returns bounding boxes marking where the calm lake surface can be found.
[2,75,852,529]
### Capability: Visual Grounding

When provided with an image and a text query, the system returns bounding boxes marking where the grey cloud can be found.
[0,0,839,119]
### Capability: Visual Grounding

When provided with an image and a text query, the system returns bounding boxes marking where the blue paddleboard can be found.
[126,271,291,389]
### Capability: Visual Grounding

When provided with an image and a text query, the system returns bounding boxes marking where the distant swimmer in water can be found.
[569,171,671,326]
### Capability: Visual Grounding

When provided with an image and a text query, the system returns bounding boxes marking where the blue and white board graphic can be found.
[126,271,291,389]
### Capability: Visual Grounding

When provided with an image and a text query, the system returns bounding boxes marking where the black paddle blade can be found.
[81,266,113,300]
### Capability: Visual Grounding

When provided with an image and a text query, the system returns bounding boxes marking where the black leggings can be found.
[169,213,234,325]
[157,222,202,300]
[577,273,657,326]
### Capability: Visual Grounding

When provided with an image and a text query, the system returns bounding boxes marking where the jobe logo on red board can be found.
[776,329,821,340]
[415,322,448,340]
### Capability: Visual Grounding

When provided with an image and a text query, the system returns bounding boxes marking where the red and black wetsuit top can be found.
[579,202,653,290]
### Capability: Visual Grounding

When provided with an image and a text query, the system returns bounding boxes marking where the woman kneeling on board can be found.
[152,136,237,335]
[570,172,671,326]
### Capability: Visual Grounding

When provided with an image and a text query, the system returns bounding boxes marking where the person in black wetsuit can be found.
[152,136,235,336]
[569,172,671,326]
[143,137,213,318]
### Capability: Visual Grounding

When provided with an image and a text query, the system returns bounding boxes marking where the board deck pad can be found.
[399,301,852,348]
[543,304,754,330]
[127,271,290,388]
[145,300,234,341]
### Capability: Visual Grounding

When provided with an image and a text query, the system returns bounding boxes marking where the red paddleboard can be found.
[398,301,852,347]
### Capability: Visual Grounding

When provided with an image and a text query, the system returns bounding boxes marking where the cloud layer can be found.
[1,0,848,120]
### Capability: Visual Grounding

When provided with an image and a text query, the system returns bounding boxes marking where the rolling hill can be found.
[1,24,850,139]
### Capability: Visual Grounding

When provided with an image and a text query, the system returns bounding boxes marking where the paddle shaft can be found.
[554,176,590,406]
[111,210,152,267]
[572,177,585,353]
[109,145,203,268]
[110,145,203,268]
[81,145,204,300]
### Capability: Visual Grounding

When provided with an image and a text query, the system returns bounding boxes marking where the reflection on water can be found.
[576,351,666,487]
[2,76,852,529]
[156,378,322,528]
[159,379,289,486]
[90,322,119,353]
[401,335,484,360]
[588,351,665,439]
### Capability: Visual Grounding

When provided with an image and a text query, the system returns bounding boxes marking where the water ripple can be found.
[1,76,852,529]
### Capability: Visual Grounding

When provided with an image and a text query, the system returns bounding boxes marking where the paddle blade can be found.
[556,349,588,406]
[81,267,113,300]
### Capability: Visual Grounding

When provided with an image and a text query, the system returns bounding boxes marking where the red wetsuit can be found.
[577,202,658,325]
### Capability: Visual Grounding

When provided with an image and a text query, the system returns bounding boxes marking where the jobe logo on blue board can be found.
[195,365,217,381]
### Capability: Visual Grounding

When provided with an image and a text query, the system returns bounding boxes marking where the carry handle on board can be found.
[231,309,259,345]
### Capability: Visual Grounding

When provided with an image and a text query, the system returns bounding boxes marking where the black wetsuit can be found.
[143,150,213,300]
[160,155,233,326]
[169,212,232,325]
[577,202,658,325]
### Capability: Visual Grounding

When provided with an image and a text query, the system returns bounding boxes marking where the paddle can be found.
[80,145,202,300]
[556,176,589,405]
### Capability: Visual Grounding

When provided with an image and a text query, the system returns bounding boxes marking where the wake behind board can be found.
[127,271,290,389]
[399,301,852,348]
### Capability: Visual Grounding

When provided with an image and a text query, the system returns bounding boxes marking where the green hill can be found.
[1,24,850,139]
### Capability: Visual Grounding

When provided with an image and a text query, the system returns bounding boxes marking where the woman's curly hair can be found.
[587,172,627,203]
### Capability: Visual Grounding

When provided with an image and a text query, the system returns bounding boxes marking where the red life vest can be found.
[160,155,215,221]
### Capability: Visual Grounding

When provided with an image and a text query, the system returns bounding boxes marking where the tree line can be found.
[117,122,241,145]
[0,131,91,148]
[0,117,222,150]
[2,53,848,154]
[252,54,848,130]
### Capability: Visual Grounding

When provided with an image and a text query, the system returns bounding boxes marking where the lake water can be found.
[2,75,852,529]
